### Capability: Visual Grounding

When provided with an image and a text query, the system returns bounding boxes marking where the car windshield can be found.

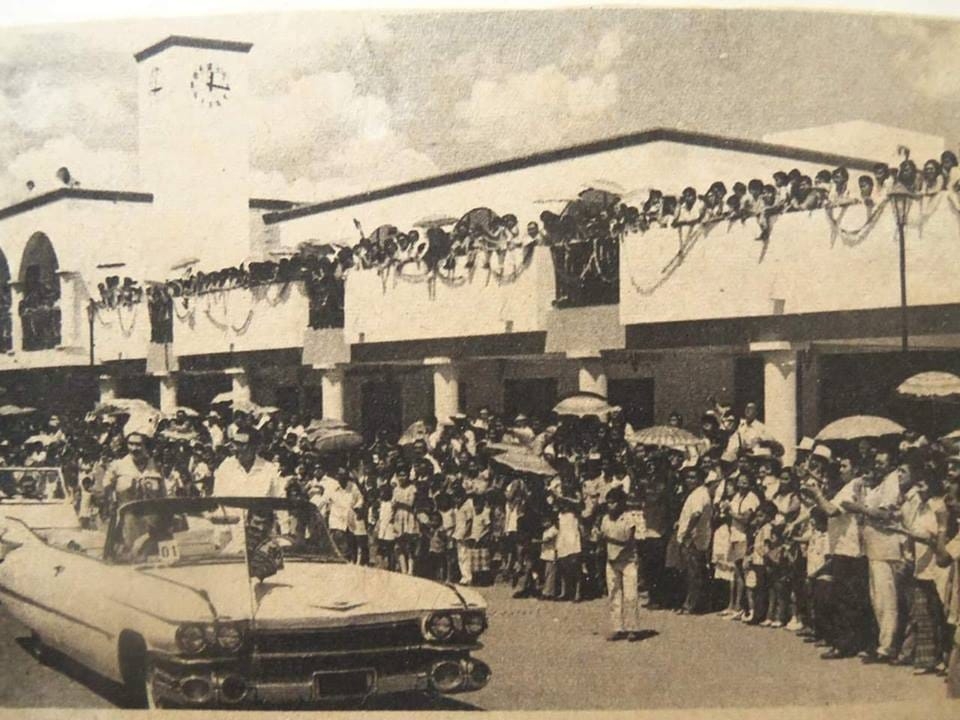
[109,499,345,570]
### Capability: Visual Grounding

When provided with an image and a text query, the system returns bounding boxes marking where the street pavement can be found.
[0,582,951,710]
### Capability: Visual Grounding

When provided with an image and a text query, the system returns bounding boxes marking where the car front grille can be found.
[253,620,425,655]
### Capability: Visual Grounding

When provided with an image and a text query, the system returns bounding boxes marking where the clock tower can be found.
[135,36,253,277]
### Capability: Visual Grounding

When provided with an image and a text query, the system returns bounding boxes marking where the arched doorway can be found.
[19,232,61,351]
[0,251,11,352]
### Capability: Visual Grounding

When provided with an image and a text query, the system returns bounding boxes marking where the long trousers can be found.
[827,555,873,655]
[868,559,907,657]
[682,545,709,613]
[640,537,668,606]
[606,556,640,633]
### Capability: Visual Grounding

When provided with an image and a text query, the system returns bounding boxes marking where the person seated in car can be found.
[128,511,176,562]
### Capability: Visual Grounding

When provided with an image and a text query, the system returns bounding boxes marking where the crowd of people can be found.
[1,393,958,693]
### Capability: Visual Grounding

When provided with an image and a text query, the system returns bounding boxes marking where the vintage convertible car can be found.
[0,495,490,708]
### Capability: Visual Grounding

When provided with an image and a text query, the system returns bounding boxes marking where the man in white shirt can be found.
[212,431,283,498]
[802,445,873,659]
[600,486,645,641]
[326,468,360,559]
[722,402,773,461]
[847,452,911,663]
[676,469,720,614]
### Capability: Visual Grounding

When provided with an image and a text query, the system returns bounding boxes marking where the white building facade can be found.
[0,35,957,458]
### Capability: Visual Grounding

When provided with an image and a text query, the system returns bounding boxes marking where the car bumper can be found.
[150,655,491,707]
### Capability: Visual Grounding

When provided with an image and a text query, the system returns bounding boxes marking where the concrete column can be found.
[576,358,608,398]
[320,367,345,422]
[226,368,251,404]
[427,357,460,423]
[798,350,821,440]
[763,350,799,466]
[98,375,117,404]
[158,374,178,414]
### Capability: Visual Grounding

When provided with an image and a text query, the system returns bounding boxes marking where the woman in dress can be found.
[726,469,760,621]
[391,473,419,575]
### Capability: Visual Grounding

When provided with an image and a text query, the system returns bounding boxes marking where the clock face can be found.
[189,62,230,108]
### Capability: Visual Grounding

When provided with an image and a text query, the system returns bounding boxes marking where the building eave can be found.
[0,188,154,223]
[262,127,882,226]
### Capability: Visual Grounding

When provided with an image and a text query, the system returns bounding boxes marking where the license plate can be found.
[313,670,374,698]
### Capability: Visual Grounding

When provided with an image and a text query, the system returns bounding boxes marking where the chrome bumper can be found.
[150,656,490,707]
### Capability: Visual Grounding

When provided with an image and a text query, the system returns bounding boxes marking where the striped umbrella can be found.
[627,425,703,449]
[816,415,905,441]
[896,371,960,399]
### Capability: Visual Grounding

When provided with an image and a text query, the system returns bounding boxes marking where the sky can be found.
[1,7,959,205]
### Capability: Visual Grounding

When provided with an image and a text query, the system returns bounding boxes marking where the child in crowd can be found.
[375,484,396,571]
[746,501,777,624]
[539,513,559,600]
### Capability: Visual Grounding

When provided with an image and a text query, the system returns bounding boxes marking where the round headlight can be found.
[176,624,208,655]
[215,624,244,652]
[463,612,486,636]
[427,613,455,640]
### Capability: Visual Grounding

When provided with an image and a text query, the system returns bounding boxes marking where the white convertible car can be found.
[0,490,490,708]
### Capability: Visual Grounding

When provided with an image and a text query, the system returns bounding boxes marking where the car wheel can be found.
[119,633,166,709]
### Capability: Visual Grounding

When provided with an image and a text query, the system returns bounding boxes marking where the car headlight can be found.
[176,624,208,655]
[215,623,244,652]
[424,613,456,641]
[462,611,486,637]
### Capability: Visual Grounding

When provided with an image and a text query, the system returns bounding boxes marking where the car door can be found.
[0,521,116,676]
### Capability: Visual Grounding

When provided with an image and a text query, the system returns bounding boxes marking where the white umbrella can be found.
[816,415,906,441]
[896,371,960,399]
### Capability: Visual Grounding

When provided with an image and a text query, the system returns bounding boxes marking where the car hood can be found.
[141,561,485,627]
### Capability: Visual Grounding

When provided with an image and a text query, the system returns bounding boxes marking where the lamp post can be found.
[888,186,914,353]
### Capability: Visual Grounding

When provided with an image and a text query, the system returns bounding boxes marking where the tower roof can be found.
[134,36,253,63]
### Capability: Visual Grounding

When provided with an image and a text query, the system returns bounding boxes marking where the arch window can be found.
[19,232,61,351]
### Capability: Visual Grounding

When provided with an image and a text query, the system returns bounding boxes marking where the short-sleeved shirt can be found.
[213,456,283,498]
[730,491,760,543]
[827,478,863,558]
[677,486,714,552]
[862,472,903,561]
[556,511,581,558]
[601,512,643,564]
[103,455,165,503]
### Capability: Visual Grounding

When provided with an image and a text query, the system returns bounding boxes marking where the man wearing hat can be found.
[212,430,283,498]
[676,467,721,614]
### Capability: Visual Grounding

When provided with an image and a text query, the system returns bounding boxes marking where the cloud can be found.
[0,135,138,206]
[879,19,960,101]
[251,68,437,202]
[453,64,619,155]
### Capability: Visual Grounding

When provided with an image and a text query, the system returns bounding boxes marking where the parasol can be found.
[552,392,616,419]
[896,371,960,399]
[816,415,906,441]
[398,419,430,446]
[488,447,556,476]
[305,417,351,432]
[0,404,37,417]
[577,187,622,208]
[942,428,960,441]
[91,398,159,418]
[305,426,364,454]
[160,427,200,443]
[413,214,459,229]
[211,391,234,405]
[627,425,704,449]
[170,256,200,271]
[232,400,279,417]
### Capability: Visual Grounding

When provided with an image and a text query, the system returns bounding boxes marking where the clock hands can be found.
[206,71,230,93]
